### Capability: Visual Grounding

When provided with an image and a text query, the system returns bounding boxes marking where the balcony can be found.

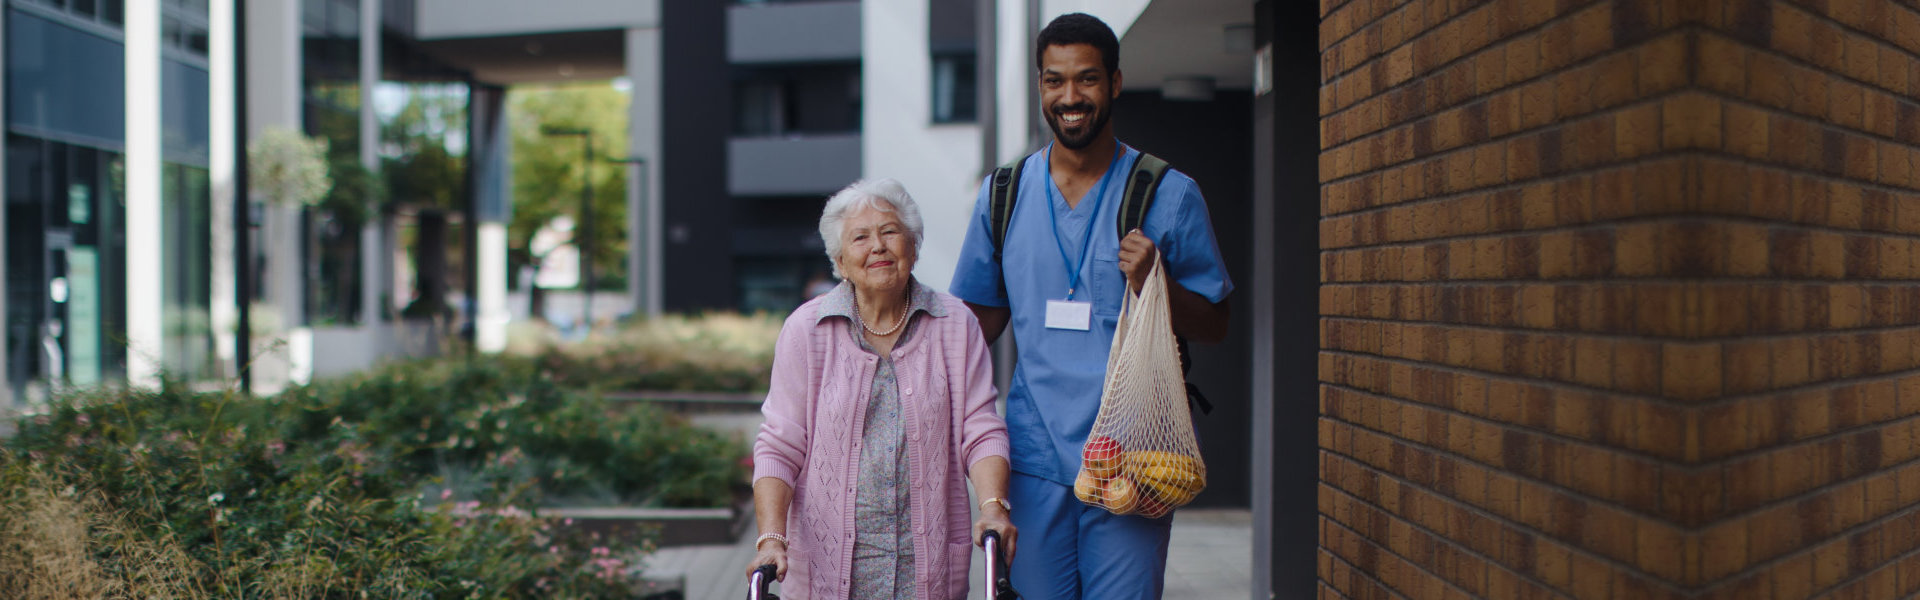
[727,0,860,64]
[728,133,861,197]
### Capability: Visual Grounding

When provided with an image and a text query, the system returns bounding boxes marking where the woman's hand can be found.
[972,510,1017,561]
[746,540,789,582]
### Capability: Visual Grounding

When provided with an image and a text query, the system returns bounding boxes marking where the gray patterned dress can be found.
[822,280,943,600]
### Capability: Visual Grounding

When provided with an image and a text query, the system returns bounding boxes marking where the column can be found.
[626,26,662,318]
[996,0,1033,161]
[470,84,510,353]
[360,0,383,329]
[0,4,10,406]
[126,0,164,388]
[1249,0,1275,592]
[211,0,238,379]
[246,0,306,392]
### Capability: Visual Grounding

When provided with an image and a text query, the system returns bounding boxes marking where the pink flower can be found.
[593,557,626,580]
[440,489,454,500]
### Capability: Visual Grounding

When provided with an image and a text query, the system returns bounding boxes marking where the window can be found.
[732,65,862,136]
[17,0,127,32]
[301,0,366,325]
[734,81,788,137]
[931,53,977,123]
[927,0,977,123]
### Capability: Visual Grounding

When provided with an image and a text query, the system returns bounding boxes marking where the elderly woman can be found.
[749,179,1016,599]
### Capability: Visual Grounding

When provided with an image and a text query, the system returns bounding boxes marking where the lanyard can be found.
[1044,143,1124,299]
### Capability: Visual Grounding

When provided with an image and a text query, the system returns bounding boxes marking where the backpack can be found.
[987,151,1213,415]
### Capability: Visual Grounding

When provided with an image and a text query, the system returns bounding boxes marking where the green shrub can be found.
[505,312,782,392]
[1,357,748,599]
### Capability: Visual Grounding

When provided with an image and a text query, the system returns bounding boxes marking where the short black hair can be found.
[1035,13,1120,74]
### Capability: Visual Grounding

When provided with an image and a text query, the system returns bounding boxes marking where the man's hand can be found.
[1118,228,1232,342]
[1118,229,1157,294]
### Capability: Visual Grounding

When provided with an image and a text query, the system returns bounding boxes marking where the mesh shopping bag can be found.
[1072,252,1206,518]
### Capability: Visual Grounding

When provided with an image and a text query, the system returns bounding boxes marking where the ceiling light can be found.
[1163,76,1216,102]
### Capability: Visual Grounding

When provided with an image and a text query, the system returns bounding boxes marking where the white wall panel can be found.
[864,0,983,294]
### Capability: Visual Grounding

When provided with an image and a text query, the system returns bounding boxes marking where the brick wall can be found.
[1316,0,1920,598]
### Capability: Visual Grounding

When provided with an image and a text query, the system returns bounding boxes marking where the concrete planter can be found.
[543,503,751,548]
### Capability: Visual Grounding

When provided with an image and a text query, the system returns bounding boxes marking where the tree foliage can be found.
[507,84,630,291]
[380,85,468,212]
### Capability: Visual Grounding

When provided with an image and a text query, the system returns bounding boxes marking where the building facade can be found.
[4,0,215,399]
[0,0,649,397]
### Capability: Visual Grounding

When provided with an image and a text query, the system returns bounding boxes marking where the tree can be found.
[381,85,468,213]
[379,84,469,320]
[506,83,630,298]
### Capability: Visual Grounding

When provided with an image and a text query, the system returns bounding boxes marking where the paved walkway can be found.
[643,506,1252,600]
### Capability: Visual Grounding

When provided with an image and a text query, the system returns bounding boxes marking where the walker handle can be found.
[983,529,1019,600]
[748,563,778,600]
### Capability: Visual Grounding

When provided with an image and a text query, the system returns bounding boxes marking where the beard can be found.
[1045,102,1111,150]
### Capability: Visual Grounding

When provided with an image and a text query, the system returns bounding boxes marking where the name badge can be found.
[1045,299,1092,331]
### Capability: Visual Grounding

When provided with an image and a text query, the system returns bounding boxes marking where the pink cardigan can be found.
[753,288,1009,600]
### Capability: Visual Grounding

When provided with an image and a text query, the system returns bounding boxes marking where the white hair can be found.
[818,178,925,279]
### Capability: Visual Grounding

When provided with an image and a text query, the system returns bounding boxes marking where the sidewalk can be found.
[643,506,1253,600]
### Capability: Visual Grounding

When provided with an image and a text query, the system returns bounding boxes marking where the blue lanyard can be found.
[1044,143,1123,299]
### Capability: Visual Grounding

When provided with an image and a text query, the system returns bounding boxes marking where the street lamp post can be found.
[605,155,646,320]
[541,126,595,331]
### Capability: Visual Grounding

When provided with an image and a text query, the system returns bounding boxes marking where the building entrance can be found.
[5,135,126,400]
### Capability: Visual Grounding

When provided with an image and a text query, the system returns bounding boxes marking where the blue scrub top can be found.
[949,143,1233,486]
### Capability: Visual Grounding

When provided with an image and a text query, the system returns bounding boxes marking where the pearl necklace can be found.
[854,292,909,337]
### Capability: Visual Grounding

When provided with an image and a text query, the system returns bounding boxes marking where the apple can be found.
[1101,476,1140,514]
[1073,470,1103,504]
[1136,493,1170,519]
[1082,436,1123,480]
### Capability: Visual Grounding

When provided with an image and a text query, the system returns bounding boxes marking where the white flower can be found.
[247,128,331,207]
[208,492,225,505]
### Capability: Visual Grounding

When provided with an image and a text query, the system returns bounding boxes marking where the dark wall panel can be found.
[661,0,733,311]
[1112,90,1252,509]
[1268,0,1321,595]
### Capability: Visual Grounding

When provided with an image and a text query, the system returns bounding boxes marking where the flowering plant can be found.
[247,128,331,207]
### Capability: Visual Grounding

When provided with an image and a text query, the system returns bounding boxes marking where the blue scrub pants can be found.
[1008,471,1173,599]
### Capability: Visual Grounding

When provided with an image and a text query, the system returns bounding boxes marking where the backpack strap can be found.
[1115,152,1169,239]
[988,158,1026,262]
